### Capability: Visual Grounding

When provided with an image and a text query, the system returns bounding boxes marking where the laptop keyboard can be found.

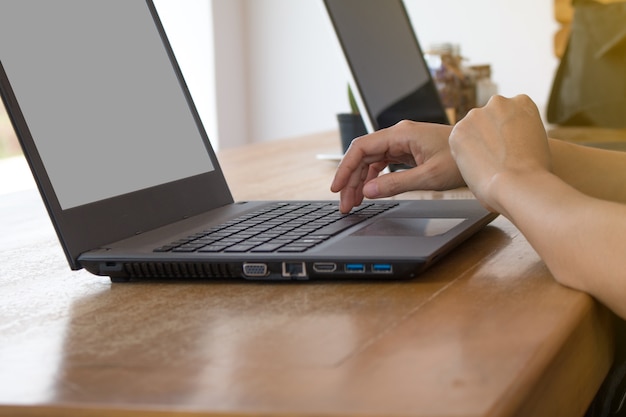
[154,201,398,254]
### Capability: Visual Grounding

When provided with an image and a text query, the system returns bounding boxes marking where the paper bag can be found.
[547,0,626,128]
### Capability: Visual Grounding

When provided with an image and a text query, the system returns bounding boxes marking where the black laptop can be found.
[323,0,450,132]
[0,0,496,282]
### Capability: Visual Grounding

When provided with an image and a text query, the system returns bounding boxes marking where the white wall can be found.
[230,0,560,146]
[212,0,250,149]
[242,1,347,144]
[403,0,559,110]
[157,1,560,148]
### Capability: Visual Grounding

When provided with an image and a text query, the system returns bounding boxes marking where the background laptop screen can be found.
[0,0,214,209]
[324,0,449,130]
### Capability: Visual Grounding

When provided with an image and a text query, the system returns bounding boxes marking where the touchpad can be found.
[353,218,465,237]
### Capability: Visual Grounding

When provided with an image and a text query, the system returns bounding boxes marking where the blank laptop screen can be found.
[0,0,214,209]
[324,0,448,130]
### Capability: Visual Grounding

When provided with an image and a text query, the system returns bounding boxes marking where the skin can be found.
[331,94,626,320]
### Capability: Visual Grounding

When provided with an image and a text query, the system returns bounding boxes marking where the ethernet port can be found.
[282,262,307,279]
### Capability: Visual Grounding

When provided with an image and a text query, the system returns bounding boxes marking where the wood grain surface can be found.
[0,131,614,417]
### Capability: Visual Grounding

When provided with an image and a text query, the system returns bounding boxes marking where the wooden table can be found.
[0,131,614,417]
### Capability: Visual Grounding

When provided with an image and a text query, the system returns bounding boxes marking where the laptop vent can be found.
[122,262,238,279]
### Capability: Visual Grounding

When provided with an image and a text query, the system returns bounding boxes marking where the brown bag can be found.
[547,0,626,128]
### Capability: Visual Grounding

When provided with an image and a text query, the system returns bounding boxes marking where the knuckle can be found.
[394,119,414,128]
[463,107,479,120]
[488,94,506,105]
[349,135,363,148]
[393,119,417,134]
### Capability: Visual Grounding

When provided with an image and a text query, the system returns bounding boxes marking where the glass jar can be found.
[425,43,476,122]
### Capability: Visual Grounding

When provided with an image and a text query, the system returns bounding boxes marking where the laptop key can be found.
[311,216,369,236]
[154,245,178,252]
[250,243,286,252]
[197,245,230,252]
[277,245,309,253]
[224,244,258,253]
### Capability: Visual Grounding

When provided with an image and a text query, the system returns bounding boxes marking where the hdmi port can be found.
[313,262,337,273]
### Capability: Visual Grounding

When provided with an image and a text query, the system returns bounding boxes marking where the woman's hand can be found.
[449,94,552,215]
[331,120,464,213]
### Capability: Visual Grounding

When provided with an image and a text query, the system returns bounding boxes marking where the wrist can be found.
[487,170,558,220]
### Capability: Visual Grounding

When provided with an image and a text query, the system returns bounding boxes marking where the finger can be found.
[331,145,381,193]
[339,182,369,213]
[338,186,361,213]
[331,125,412,193]
[338,161,386,213]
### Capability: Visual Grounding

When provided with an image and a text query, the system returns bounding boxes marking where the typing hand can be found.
[331,121,465,213]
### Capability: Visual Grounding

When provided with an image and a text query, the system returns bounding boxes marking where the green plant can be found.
[348,84,359,114]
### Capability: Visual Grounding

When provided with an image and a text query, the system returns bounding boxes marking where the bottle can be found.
[470,65,498,107]
[426,43,459,122]
[425,43,477,122]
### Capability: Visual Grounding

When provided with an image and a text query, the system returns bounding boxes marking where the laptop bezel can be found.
[0,0,233,270]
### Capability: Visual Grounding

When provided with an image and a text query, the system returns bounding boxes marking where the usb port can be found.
[372,264,393,274]
[344,263,365,273]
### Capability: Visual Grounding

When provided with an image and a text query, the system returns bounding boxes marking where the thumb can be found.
[363,159,464,198]
[362,166,431,199]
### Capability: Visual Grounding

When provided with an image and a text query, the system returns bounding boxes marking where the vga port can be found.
[243,263,268,277]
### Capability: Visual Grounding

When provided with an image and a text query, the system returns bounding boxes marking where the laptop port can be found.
[344,263,365,273]
[243,263,268,277]
[313,262,337,273]
[282,262,307,278]
[372,263,393,274]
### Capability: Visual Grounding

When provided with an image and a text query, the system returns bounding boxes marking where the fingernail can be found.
[363,181,379,198]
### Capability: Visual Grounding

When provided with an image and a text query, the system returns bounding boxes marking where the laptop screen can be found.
[0,0,214,210]
[323,0,449,131]
[0,0,233,269]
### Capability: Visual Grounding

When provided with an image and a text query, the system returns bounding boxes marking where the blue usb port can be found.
[345,263,365,273]
[372,264,393,274]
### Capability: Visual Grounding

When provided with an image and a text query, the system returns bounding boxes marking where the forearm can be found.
[492,170,626,319]
[549,138,626,203]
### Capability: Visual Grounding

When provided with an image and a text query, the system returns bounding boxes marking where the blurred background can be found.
[0,0,557,157]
